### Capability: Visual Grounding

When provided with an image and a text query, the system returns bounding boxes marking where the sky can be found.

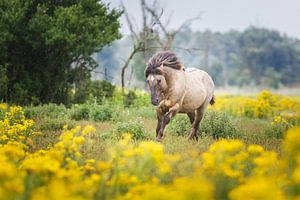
[103,0,300,39]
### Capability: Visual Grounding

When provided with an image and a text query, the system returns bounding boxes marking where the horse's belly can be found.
[180,92,206,112]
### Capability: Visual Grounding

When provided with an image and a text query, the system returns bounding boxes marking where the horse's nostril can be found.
[156,98,159,103]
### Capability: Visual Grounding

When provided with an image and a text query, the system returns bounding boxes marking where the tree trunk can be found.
[121,47,139,90]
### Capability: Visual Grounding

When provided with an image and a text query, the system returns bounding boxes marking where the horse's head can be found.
[145,51,183,106]
[146,73,167,106]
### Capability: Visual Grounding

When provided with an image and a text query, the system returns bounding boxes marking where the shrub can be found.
[37,117,76,131]
[24,103,67,119]
[112,120,147,140]
[167,114,191,136]
[168,110,238,139]
[202,110,238,139]
[124,90,137,108]
[89,104,113,122]
[70,104,91,120]
[263,116,290,139]
[0,103,8,120]
[91,80,115,102]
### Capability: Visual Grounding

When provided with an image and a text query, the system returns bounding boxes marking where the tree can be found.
[0,0,121,104]
[119,0,201,90]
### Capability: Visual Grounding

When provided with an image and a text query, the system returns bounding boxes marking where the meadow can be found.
[0,89,300,200]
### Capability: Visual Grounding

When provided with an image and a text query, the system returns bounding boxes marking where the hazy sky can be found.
[104,0,300,39]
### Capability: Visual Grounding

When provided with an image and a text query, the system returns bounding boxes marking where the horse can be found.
[145,51,215,141]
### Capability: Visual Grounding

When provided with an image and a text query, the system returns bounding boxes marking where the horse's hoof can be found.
[188,135,198,141]
[155,137,162,142]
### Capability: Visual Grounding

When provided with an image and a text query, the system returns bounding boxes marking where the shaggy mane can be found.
[145,51,184,77]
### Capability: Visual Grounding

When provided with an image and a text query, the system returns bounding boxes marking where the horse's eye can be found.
[157,79,161,84]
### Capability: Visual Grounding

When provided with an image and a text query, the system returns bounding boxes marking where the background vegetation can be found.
[0,0,121,105]
[96,27,300,89]
[1,0,300,199]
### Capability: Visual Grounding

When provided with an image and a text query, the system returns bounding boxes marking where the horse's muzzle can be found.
[151,97,160,106]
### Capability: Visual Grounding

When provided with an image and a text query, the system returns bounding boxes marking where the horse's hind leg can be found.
[187,112,195,124]
[188,105,206,141]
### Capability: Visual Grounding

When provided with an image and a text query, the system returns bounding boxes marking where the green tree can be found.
[0,0,121,104]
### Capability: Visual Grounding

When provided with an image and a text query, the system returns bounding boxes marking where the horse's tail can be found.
[209,95,215,105]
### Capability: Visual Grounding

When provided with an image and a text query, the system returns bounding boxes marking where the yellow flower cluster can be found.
[0,106,35,144]
[212,90,300,120]
[0,107,300,199]
[0,103,8,111]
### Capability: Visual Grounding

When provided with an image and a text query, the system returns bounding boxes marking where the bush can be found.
[124,90,137,108]
[73,80,115,104]
[0,103,8,120]
[24,103,67,119]
[89,104,113,122]
[168,110,238,139]
[37,117,76,131]
[70,104,91,120]
[91,80,115,102]
[263,116,290,139]
[167,114,191,136]
[112,120,147,140]
[202,110,238,139]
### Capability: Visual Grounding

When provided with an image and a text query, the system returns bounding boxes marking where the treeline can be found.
[1,1,300,105]
[96,26,300,89]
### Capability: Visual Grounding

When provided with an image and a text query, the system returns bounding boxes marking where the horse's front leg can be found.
[156,106,165,137]
[156,103,180,141]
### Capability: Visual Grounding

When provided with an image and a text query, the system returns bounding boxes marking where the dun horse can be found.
[145,51,215,141]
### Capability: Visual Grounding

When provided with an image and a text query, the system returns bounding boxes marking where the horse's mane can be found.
[145,51,184,78]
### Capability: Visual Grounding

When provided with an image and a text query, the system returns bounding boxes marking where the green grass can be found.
[24,99,295,162]
[29,103,285,161]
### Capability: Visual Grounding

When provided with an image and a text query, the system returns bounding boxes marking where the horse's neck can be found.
[163,67,186,100]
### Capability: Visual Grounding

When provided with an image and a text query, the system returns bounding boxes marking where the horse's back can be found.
[185,68,214,89]
[181,68,214,112]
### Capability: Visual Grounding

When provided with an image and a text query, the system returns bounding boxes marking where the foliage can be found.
[0,0,121,104]
[24,103,68,120]
[37,117,76,132]
[100,26,300,88]
[112,88,151,108]
[213,90,300,120]
[112,120,147,140]
[167,115,191,136]
[70,104,91,121]
[70,103,114,122]
[1,107,300,199]
[263,116,290,139]
[0,103,8,120]
[202,110,238,139]
[0,65,8,102]
[124,90,137,108]
[89,104,113,122]
[167,110,238,139]
[74,80,116,104]
[0,106,36,144]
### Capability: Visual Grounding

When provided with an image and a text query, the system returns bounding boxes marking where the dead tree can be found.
[120,0,202,89]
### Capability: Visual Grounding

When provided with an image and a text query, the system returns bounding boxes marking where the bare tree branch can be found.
[92,69,114,80]
[121,0,139,43]
[172,12,203,35]
[120,0,202,90]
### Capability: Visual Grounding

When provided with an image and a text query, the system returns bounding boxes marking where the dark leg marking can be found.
[187,112,195,124]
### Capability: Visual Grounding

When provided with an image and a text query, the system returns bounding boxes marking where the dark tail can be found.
[210,95,215,105]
